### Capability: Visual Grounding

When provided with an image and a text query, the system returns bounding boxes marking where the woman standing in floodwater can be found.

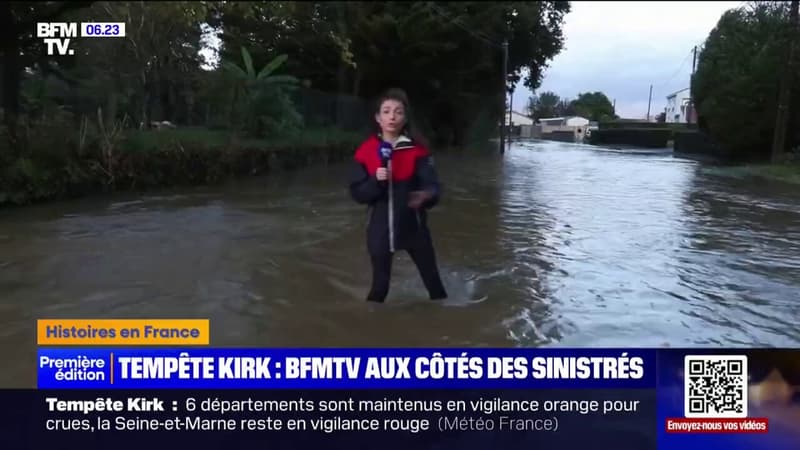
[348,88,448,302]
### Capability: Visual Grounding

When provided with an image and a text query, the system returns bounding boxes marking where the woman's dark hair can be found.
[374,87,430,149]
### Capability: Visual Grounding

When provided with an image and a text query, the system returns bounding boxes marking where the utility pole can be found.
[688,45,698,125]
[500,39,509,154]
[508,85,514,145]
[647,84,653,121]
[771,0,799,163]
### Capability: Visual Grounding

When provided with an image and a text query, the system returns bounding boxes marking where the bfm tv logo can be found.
[37,23,77,56]
[36,22,126,56]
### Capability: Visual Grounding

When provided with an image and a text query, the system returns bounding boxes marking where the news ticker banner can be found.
[29,319,799,450]
[4,388,655,450]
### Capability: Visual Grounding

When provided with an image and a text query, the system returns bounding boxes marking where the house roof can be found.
[539,116,589,122]
[666,87,690,99]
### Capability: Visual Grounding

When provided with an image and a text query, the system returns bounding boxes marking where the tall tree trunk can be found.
[166,80,176,123]
[335,1,349,127]
[0,1,93,152]
[106,86,118,127]
[771,0,799,162]
[1,4,21,153]
[185,85,194,127]
[1,0,21,152]
[336,64,348,127]
[2,46,21,151]
[352,69,361,98]
[141,90,150,127]
[139,68,149,126]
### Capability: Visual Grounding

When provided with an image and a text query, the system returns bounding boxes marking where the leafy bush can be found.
[221,47,303,138]
[692,2,799,161]
[673,130,730,159]
[589,128,671,148]
[1,118,363,207]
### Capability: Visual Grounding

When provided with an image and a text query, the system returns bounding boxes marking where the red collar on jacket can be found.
[355,135,430,182]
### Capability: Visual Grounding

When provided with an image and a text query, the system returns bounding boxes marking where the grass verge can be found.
[702,163,800,184]
[1,126,364,207]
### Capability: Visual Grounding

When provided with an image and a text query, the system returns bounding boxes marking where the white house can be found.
[665,88,691,123]
[504,111,534,126]
[536,116,591,143]
[538,116,590,128]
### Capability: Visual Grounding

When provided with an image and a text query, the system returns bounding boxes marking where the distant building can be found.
[503,111,535,139]
[665,88,693,123]
[504,111,534,126]
[538,116,590,128]
[536,116,591,143]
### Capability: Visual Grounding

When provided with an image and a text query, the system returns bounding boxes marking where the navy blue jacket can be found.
[349,134,441,253]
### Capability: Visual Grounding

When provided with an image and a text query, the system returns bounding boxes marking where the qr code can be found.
[684,355,748,418]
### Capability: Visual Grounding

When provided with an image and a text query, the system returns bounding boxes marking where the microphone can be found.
[379,140,393,185]
[379,141,393,167]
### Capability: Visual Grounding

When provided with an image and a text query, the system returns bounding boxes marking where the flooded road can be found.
[2,140,800,387]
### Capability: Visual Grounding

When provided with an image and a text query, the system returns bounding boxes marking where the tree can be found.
[525,97,537,118]
[0,1,93,151]
[212,1,571,146]
[656,111,666,123]
[221,47,301,136]
[569,91,616,122]
[770,0,799,162]
[693,1,799,161]
[555,98,574,117]
[67,2,210,126]
[528,91,560,119]
[6,1,212,132]
[3,1,572,152]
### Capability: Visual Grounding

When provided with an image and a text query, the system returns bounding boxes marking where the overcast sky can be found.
[511,1,744,119]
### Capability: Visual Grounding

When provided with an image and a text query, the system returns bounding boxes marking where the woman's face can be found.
[375,99,406,135]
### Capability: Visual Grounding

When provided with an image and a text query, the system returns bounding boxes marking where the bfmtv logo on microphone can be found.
[380,142,393,161]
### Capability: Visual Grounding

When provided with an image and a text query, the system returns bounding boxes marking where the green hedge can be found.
[599,121,697,131]
[589,128,672,148]
[542,131,576,143]
[0,127,364,207]
[673,130,730,159]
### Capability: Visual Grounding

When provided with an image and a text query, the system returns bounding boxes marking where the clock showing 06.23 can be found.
[81,22,126,38]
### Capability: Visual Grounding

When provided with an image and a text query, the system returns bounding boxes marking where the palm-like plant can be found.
[222,47,302,136]
[223,47,298,90]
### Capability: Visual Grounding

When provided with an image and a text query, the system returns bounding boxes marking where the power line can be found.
[656,48,694,89]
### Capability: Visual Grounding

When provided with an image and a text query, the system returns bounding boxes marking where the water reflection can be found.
[1,140,799,387]
[670,165,800,346]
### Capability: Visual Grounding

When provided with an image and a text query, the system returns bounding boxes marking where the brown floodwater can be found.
[1,140,799,387]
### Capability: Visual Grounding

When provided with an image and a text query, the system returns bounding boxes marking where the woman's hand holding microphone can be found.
[376,167,391,181]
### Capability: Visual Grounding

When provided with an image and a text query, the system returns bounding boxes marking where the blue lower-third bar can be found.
[36,347,657,389]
